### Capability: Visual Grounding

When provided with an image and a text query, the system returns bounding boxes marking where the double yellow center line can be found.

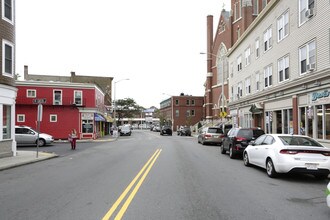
[102,149,162,220]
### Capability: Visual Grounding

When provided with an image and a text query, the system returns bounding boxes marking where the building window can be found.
[27,90,36,98]
[2,105,11,139]
[234,1,242,21]
[278,55,290,82]
[264,26,272,52]
[253,0,259,15]
[53,90,62,105]
[191,100,195,105]
[2,40,14,77]
[237,55,242,71]
[50,114,57,122]
[175,99,179,105]
[299,40,316,75]
[186,99,190,106]
[175,110,179,117]
[264,65,273,88]
[237,82,243,98]
[17,114,25,122]
[74,90,82,105]
[255,38,260,59]
[2,0,14,24]
[82,119,93,133]
[245,77,251,95]
[186,110,190,117]
[299,0,315,26]
[245,47,251,66]
[277,10,289,42]
[219,21,226,33]
[262,0,267,10]
[256,72,260,91]
[191,110,195,116]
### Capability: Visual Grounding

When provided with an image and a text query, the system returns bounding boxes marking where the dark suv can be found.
[160,125,172,136]
[221,127,265,158]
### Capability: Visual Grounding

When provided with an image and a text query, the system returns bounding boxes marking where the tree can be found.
[115,98,143,125]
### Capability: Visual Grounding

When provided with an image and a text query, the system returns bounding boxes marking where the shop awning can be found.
[249,103,263,114]
[94,113,106,121]
[105,115,114,122]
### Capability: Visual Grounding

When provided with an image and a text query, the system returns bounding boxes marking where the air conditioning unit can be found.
[305,8,314,18]
[307,63,316,71]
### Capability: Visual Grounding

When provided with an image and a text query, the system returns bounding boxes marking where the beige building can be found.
[0,0,17,157]
[227,0,330,143]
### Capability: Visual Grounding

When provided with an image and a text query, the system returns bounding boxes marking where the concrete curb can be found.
[0,151,59,171]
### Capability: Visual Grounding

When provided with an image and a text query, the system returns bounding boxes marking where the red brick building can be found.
[15,81,108,140]
[203,0,271,125]
[160,94,204,131]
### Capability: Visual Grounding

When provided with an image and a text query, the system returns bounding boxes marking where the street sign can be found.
[37,104,43,122]
[33,98,46,104]
[220,111,227,118]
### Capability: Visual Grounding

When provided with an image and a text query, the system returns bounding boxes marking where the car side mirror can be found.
[249,141,256,146]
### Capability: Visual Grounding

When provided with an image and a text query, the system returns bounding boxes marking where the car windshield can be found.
[237,129,253,138]
[208,128,222,134]
[279,136,324,147]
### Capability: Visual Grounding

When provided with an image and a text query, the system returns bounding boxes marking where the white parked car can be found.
[243,134,330,179]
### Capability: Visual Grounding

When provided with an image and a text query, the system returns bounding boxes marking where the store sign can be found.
[309,89,330,104]
[82,113,94,120]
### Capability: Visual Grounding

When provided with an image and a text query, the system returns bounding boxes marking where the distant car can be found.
[15,126,54,147]
[221,127,265,158]
[243,134,330,179]
[120,125,132,136]
[160,125,172,136]
[197,127,224,145]
[177,126,191,136]
[153,125,160,132]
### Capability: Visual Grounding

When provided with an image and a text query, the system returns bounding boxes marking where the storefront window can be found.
[326,104,330,140]
[282,109,293,134]
[2,105,11,139]
[82,119,93,133]
[300,107,306,135]
[317,105,323,139]
[265,111,273,133]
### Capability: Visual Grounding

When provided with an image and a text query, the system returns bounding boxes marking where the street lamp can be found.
[113,78,129,128]
[200,52,227,129]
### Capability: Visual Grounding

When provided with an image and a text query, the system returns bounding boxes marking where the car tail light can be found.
[205,134,212,138]
[235,136,247,142]
[280,150,298,154]
[280,149,330,156]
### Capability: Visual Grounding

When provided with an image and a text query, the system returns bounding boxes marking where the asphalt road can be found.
[0,130,329,220]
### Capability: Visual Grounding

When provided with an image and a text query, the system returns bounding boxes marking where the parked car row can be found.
[198,125,330,179]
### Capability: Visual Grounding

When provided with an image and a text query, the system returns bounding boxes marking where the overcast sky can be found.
[16,0,230,108]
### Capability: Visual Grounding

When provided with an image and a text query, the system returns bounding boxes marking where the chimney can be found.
[207,15,213,73]
[24,65,28,80]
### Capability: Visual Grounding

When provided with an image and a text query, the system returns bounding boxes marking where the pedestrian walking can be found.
[69,129,77,150]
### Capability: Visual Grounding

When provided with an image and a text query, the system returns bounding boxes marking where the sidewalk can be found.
[0,134,117,171]
[0,151,58,171]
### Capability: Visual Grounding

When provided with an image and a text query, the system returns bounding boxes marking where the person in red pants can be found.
[69,129,77,150]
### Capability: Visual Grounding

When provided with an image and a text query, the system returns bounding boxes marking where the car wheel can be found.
[229,146,235,159]
[201,139,205,145]
[220,144,226,154]
[266,158,278,178]
[243,152,250,166]
[37,139,46,147]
